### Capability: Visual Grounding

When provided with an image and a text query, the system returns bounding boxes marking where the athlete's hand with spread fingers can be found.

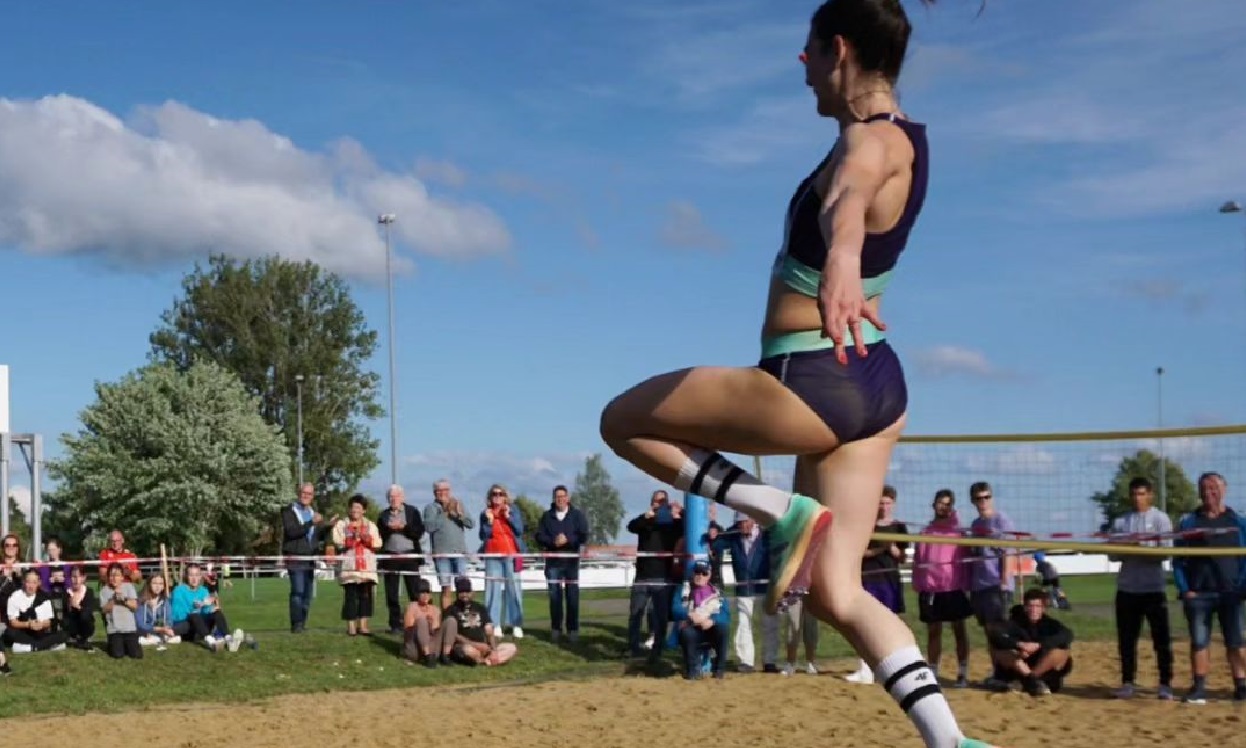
[819,253,885,365]
[816,121,894,365]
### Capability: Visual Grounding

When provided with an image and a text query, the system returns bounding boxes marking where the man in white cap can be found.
[712,511,780,673]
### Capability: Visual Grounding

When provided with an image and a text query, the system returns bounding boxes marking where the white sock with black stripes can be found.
[876,645,964,748]
[673,448,791,526]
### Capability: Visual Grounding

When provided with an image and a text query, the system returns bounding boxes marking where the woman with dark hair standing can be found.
[600,2,998,746]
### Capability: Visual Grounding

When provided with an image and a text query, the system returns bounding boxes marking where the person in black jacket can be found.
[535,485,590,643]
[626,490,684,662]
[281,483,337,633]
[378,484,426,634]
[987,587,1074,696]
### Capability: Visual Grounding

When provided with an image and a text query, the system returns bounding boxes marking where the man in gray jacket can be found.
[423,479,475,610]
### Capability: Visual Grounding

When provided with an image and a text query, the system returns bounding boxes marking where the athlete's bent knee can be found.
[598,392,633,449]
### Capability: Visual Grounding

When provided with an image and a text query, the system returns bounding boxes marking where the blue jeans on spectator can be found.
[1184,592,1245,651]
[433,556,469,588]
[628,578,671,659]
[484,557,524,629]
[545,562,580,635]
[679,622,728,677]
[288,563,314,632]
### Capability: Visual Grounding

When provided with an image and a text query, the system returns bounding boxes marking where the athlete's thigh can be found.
[602,365,838,457]
[805,414,906,598]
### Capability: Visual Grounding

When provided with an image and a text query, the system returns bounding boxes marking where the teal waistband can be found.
[760,325,885,359]
[772,254,894,300]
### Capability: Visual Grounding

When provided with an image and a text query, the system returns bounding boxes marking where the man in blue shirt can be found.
[1172,472,1246,704]
[535,485,590,643]
[281,483,336,633]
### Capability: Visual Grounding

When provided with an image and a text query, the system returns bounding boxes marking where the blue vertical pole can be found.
[683,491,710,568]
[682,491,712,673]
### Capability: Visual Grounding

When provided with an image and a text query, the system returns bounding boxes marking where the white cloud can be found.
[657,200,728,251]
[961,0,1246,219]
[395,450,666,536]
[694,95,825,167]
[0,95,512,282]
[643,23,805,103]
[1087,435,1220,474]
[413,157,469,189]
[963,446,1059,476]
[911,345,1006,379]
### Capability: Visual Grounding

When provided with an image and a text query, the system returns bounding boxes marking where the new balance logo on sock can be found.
[877,646,964,748]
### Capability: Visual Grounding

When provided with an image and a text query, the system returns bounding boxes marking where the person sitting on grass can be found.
[100,562,142,660]
[4,568,69,653]
[137,574,180,650]
[439,576,516,666]
[61,565,97,650]
[402,577,442,667]
[670,559,731,680]
[986,587,1074,696]
[171,563,242,652]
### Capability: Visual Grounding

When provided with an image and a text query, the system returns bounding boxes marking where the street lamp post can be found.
[1156,366,1166,513]
[295,374,305,487]
[378,213,399,487]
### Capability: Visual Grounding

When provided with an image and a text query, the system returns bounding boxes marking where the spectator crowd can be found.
[0,470,1242,708]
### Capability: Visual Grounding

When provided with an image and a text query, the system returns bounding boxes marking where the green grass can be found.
[0,574,1160,719]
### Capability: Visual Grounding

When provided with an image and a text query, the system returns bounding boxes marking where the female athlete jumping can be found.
[600,2,1000,747]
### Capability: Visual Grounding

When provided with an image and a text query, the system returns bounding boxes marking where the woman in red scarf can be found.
[332,494,382,636]
[479,484,526,639]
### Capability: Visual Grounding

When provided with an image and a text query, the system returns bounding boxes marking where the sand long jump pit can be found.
[1,642,1240,747]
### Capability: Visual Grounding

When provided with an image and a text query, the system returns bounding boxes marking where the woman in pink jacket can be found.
[912,490,973,688]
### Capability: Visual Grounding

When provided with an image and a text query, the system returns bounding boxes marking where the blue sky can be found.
[2,0,1244,539]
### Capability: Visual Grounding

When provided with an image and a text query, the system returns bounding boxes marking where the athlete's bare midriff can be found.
[761,281,883,340]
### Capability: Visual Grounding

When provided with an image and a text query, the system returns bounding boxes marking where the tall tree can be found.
[573,454,625,546]
[46,361,292,557]
[1090,448,1199,527]
[148,254,383,511]
[511,494,544,553]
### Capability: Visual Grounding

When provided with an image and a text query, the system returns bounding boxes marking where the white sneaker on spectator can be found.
[642,635,654,650]
[780,662,796,676]
[511,626,524,639]
[229,629,245,652]
[11,644,31,653]
[805,661,819,675]
[51,643,66,651]
[138,635,159,647]
[203,635,220,652]
[166,635,181,644]
[1114,683,1135,699]
[844,662,875,684]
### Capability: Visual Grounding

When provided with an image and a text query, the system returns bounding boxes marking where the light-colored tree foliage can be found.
[511,494,544,552]
[48,361,292,557]
[573,454,625,546]
[149,254,382,514]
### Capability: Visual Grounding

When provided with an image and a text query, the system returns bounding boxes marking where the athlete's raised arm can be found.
[816,122,891,364]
